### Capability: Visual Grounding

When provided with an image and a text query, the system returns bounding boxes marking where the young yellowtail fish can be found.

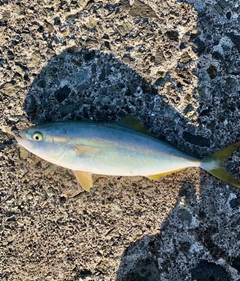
[16,117,240,191]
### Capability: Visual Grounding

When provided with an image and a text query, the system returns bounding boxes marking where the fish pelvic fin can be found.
[73,170,93,192]
[201,142,240,188]
[147,168,185,181]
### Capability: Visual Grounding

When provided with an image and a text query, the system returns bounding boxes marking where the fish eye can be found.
[32,132,43,142]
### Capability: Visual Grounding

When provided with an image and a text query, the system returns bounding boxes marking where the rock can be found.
[191,261,229,281]
[121,257,160,281]
[87,18,97,29]
[182,131,210,147]
[207,65,217,79]
[232,256,240,272]
[177,208,192,226]
[24,95,36,113]
[54,85,71,103]
[165,30,179,42]
[227,32,240,52]
[29,51,42,67]
[129,0,157,18]
[96,260,110,274]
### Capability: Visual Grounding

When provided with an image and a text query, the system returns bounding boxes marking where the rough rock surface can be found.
[1,0,240,280]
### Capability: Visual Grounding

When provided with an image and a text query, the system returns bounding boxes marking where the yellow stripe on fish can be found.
[16,116,240,191]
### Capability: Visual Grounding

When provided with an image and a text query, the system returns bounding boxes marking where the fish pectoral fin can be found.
[116,116,152,136]
[72,145,99,155]
[73,170,93,192]
[147,168,185,181]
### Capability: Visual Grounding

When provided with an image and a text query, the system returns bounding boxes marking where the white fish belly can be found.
[58,150,200,176]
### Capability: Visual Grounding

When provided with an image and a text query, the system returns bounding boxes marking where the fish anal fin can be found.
[116,116,152,136]
[72,145,99,155]
[73,170,93,191]
[147,168,185,181]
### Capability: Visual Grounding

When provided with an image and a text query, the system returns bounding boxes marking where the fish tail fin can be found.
[201,142,240,188]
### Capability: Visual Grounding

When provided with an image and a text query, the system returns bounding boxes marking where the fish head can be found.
[16,123,70,163]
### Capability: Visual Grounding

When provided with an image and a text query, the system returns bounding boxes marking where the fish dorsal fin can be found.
[147,168,185,181]
[116,116,151,135]
[72,145,99,155]
[73,170,93,191]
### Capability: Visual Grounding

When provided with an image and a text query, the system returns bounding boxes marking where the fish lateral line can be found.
[15,117,240,191]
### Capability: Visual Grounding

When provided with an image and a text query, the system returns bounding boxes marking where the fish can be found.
[16,116,240,191]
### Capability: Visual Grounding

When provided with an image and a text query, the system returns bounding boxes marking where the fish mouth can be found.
[15,132,24,143]
[16,134,23,139]
[15,132,28,147]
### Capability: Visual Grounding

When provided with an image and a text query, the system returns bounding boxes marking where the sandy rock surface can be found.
[1,0,240,280]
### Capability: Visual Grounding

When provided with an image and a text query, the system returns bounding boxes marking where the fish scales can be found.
[16,117,240,191]
[69,123,199,174]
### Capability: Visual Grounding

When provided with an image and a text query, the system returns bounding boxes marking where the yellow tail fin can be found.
[202,142,240,188]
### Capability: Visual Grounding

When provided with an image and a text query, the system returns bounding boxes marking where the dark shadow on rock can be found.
[116,181,238,281]
[24,47,161,125]
[25,47,158,124]
[24,46,201,149]
[116,0,240,280]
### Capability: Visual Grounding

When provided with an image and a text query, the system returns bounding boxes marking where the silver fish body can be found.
[16,117,240,191]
